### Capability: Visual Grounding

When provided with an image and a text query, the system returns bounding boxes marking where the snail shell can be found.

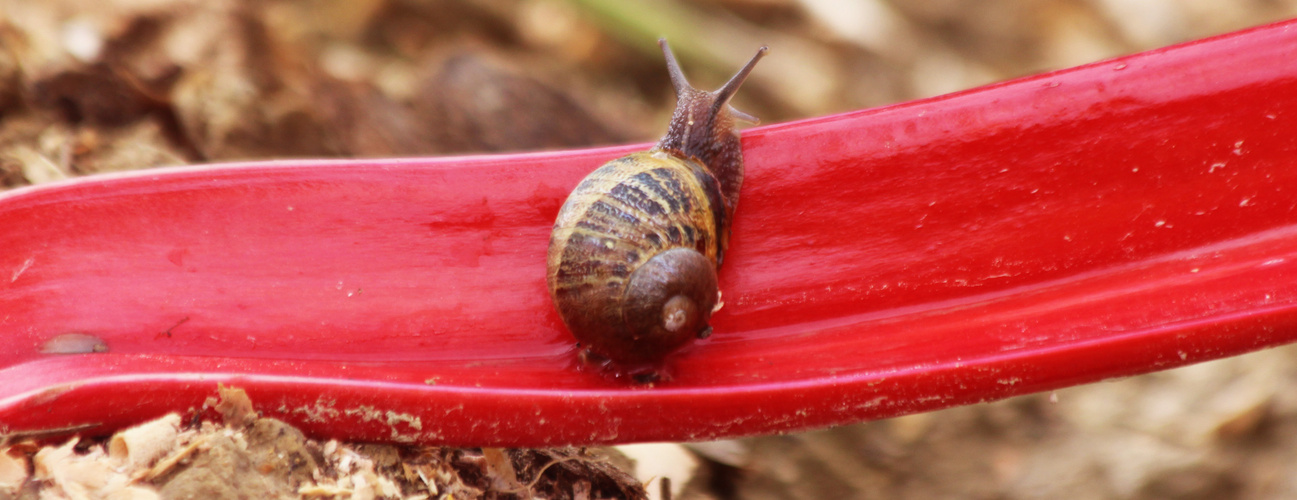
[547,40,767,367]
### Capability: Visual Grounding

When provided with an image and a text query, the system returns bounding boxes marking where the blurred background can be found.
[5,0,1297,180]
[5,0,1297,498]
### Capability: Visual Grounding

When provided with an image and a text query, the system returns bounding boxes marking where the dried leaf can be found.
[0,447,27,493]
[214,384,257,427]
[109,412,182,470]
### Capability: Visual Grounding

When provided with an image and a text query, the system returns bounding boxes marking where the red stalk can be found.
[5,20,1297,445]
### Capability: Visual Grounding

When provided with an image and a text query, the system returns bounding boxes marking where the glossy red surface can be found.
[6,20,1297,445]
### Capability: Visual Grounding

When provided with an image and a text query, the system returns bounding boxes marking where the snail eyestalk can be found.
[713,46,768,114]
[654,40,764,217]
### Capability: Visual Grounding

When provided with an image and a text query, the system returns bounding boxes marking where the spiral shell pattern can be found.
[547,150,727,364]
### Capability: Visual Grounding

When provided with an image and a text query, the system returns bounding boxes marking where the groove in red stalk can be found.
[4,20,1297,445]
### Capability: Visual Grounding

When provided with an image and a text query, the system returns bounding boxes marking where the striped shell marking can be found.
[547,150,726,364]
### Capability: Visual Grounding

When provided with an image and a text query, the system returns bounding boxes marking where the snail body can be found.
[547,40,766,368]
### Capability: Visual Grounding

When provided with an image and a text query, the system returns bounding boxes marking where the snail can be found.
[546,39,767,372]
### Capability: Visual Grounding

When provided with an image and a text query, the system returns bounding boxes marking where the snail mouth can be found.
[662,295,696,332]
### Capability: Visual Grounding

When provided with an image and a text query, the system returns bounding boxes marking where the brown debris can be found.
[32,437,162,500]
[0,447,27,495]
[31,63,163,127]
[411,50,630,154]
[422,446,647,500]
[2,387,647,499]
[211,384,257,428]
[0,0,632,186]
[108,413,181,470]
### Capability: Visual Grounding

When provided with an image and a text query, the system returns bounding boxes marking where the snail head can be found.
[655,39,767,213]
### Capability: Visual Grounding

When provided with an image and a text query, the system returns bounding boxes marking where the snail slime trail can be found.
[546,40,767,380]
